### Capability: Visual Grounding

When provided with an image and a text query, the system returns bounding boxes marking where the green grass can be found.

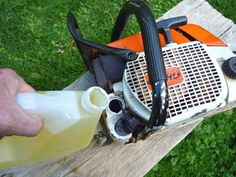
[0,0,236,176]
[0,0,181,90]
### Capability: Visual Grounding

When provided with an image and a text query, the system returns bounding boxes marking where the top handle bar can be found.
[111,0,168,127]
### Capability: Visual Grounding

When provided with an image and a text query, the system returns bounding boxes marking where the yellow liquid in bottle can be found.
[0,115,98,169]
[0,87,108,169]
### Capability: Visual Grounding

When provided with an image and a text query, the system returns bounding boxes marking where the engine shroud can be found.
[123,41,227,124]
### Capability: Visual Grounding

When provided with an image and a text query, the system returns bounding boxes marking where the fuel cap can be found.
[223,57,236,79]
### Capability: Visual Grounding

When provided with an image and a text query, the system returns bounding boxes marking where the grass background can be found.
[0,0,235,176]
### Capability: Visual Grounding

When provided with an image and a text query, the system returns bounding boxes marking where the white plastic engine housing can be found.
[123,41,228,125]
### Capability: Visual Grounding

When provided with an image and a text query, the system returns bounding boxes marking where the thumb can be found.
[29,114,44,135]
[13,111,44,137]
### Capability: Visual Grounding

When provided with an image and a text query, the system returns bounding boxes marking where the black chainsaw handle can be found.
[157,16,188,44]
[111,0,168,127]
[67,12,137,73]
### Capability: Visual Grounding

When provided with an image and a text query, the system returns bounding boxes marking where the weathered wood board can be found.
[1,0,236,176]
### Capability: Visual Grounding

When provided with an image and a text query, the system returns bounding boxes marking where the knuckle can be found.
[27,128,41,137]
[0,68,19,87]
[0,68,16,76]
[27,131,38,137]
[27,120,43,137]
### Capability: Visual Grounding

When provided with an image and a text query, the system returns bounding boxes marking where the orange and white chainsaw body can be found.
[67,5,236,143]
[103,23,236,142]
[123,41,228,125]
[206,45,236,103]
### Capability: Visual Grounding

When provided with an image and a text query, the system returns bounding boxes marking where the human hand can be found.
[0,69,43,138]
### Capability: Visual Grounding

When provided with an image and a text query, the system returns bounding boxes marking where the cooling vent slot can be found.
[124,41,224,119]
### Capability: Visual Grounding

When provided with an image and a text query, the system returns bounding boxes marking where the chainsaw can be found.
[1,0,236,169]
[67,0,236,144]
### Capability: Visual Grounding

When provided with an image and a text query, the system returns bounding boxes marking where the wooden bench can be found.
[1,0,236,176]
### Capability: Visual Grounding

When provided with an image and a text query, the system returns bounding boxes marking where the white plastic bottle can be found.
[0,87,108,169]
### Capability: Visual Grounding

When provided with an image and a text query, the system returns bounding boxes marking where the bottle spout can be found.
[82,87,109,113]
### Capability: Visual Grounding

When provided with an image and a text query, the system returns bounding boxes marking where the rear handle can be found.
[67,12,138,73]
[157,16,188,44]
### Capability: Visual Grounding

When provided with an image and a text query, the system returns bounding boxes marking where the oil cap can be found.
[115,116,140,136]
[223,57,236,79]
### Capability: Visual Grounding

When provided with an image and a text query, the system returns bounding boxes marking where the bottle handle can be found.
[16,92,76,134]
[16,87,109,134]
[16,92,57,114]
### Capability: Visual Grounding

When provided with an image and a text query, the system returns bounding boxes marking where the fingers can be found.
[0,105,43,137]
[0,68,35,93]
[0,68,44,137]
[17,76,36,93]
[19,80,35,92]
[13,113,43,137]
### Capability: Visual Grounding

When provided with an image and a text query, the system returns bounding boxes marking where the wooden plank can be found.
[0,118,203,177]
[64,72,96,91]
[220,25,236,51]
[158,0,204,18]
[1,0,236,176]
[161,0,236,51]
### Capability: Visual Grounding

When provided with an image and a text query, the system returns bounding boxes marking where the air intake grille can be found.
[124,42,222,118]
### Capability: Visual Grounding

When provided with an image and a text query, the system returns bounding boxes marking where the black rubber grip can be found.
[157,16,188,44]
[111,0,168,127]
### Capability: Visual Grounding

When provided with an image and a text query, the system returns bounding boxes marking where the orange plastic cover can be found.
[107,24,226,53]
